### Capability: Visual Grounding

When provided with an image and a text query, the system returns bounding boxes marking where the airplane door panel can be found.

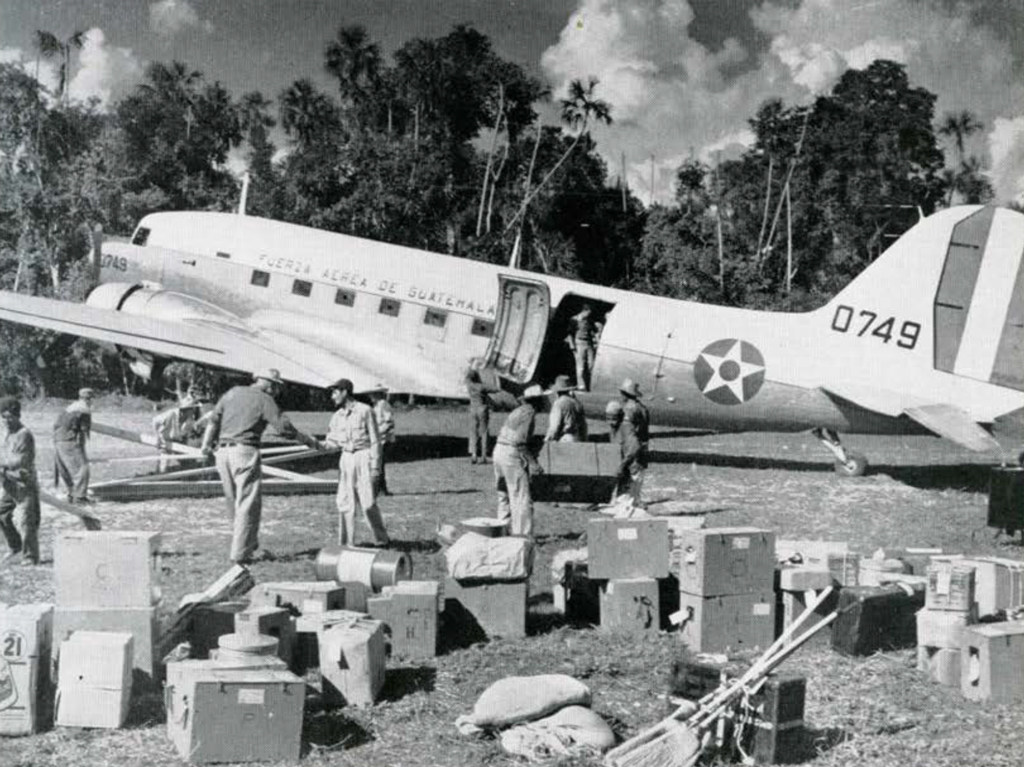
[485,276,550,383]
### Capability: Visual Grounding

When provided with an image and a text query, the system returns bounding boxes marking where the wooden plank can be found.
[38,489,102,530]
[90,479,336,501]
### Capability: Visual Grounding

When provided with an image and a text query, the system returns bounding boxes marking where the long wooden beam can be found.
[89,479,336,501]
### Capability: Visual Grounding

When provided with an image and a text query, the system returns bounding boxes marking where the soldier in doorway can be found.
[567,304,602,391]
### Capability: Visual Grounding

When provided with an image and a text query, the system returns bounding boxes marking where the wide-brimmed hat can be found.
[546,374,577,394]
[255,369,285,386]
[370,382,389,393]
[619,378,642,398]
[521,384,546,400]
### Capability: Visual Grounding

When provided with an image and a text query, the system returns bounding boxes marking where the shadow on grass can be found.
[390,538,443,554]
[379,665,437,701]
[302,709,374,754]
[649,450,834,473]
[783,725,848,763]
[125,683,167,727]
[535,531,584,544]
[390,488,481,496]
[389,435,471,462]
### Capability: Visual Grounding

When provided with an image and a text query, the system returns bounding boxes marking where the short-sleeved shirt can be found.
[1,425,37,485]
[153,403,202,444]
[208,385,298,446]
[327,400,380,470]
[497,403,538,448]
[545,394,588,441]
[466,381,496,409]
[53,401,91,444]
[572,314,599,346]
[621,398,650,452]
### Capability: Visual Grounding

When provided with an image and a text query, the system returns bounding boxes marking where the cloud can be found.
[68,29,144,109]
[988,117,1024,205]
[542,0,1024,204]
[149,0,214,39]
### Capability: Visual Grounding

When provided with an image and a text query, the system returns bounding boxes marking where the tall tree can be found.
[938,110,982,166]
[324,24,381,120]
[279,78,340,148]
[35,29,84,106]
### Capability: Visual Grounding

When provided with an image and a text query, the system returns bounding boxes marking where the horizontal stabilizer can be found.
[903,403,1000,452]
[0,291,369,388]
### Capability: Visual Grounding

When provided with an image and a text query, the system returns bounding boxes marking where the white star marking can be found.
[699,340,765,402]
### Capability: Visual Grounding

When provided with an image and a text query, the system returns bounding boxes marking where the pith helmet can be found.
[619,378,642,398]
[255,369,284,386]
[521,384,546,400]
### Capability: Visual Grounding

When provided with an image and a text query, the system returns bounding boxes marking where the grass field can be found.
[1,401,1022,767]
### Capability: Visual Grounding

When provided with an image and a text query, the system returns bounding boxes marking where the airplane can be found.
[1,204,1022,476]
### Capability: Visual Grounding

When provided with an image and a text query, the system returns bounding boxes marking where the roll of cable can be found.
[315,544,412,592]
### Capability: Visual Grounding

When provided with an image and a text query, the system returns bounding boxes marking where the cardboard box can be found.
[317,616,387,708]
[587,518,670,580]
[960,557,1024,617]
[915,607,975,649]
[531,442,621,504]
[926,562,976,612]
[54,606,158,680]
[599,578,660,633]
[367,581,440,659]
[676,592,775,653]
[0,603,53,735]
[830,585,925,657]
[165,667,304,763]
[56,631,133,728]
[443,578,527,641]
[961,622,1024,703]
[55,531,161,608]
[777,565,833,592]
[249,581,347,615]
[234,606,294,667]
[190,601,248,659]
[917,646,960,686]
[676,527,775,597]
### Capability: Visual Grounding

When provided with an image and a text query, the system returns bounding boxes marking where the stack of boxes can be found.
[961,621,1024,703]
[55,631,134,728]
[53,531,162,682]
[588,518,670,633]
[295,610,386,707]
[443,535,532,641]
[0,603,53,735]
[916,561,977,686]
[675,527,776,652]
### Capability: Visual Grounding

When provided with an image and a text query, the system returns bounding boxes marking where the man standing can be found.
[53,387,94,504]
[544,374,588,443]
[465,367,498,463]
[369,384,395,496]
[567,304,601,391]
[0,397,40,566]
[201,370,320,564]
[325,378,390,548]
[618,379,650,505]
[493,384,546,537]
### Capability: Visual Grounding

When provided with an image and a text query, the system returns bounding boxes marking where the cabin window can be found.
[251,270,270,287]
[131,227,150,246]
[379,298,401,317]
[216,251,231,259]
[424,308,447,328]
[292,279,312,297]
[471,319,494,337]
[334,288,356,307]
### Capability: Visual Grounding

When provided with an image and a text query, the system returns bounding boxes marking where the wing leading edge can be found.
[0,291,368,388]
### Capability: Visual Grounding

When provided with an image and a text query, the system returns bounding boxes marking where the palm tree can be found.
[239,91,275,141]
[504,77,612,236]
[34,29,85,106]
[140,61,202,140]
[938,110,982,166]
[324,25,381,114]
[279,79,337,148]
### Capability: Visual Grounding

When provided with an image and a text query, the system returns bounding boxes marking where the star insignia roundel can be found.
[693,339,766,405]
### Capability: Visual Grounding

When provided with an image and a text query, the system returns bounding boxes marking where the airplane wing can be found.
[820,383,1000,452]
[0,291,371,388]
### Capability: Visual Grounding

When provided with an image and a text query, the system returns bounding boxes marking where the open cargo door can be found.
[484,275,551,384]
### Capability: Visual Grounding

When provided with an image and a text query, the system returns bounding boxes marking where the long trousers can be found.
[215,445,262,563]
[337,449,389,546]
[54,441,89,501]
[0,477,40,562]
[468,406,490,459]
[574,344,595,391]
[493,443,533,537]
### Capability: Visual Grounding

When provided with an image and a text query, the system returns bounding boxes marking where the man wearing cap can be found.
[618,379,650,504]
[567,304,601,391]
[324,378,390,547]
[53,387,95,504]
[201,370,321,564]
[544,374,588,443]
[493,384,546,537]
[0,397,40,565]
[369,384,395,496]
[153,386,210,472]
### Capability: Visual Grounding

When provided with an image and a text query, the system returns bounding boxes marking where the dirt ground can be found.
[1,402,1022,767]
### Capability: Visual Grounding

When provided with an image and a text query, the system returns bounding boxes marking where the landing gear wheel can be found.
[834,452,868,477]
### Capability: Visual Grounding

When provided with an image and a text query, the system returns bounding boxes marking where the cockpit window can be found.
[131,227,150,246]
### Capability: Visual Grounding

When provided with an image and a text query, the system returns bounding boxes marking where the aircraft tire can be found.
[834,452,868,477]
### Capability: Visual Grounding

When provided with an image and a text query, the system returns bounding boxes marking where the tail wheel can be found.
[834,452,868,477]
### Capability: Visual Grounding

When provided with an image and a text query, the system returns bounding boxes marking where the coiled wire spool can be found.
[314,545,412,592]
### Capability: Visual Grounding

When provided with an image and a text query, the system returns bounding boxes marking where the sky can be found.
[1,0,1022,205]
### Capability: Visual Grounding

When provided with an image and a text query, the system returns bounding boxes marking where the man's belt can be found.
[496,440,526,448]
[218,440,259,448]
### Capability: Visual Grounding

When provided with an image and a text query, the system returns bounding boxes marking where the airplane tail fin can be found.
[825,205,1024,392]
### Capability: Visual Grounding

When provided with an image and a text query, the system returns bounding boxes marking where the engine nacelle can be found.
[86,282,244,326]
